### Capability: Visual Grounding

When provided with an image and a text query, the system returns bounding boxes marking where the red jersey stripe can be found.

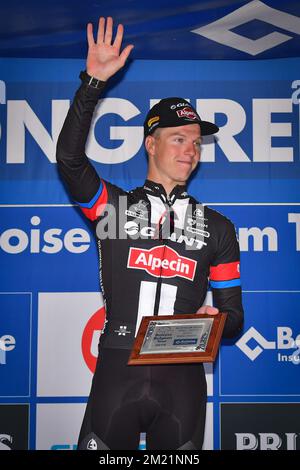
[80,182,108,221]
[210,261,240,281]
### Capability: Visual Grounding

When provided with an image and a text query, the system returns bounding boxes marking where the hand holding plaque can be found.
[128,313,227,365]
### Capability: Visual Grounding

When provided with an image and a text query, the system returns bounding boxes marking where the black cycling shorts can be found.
[77,348,207,450]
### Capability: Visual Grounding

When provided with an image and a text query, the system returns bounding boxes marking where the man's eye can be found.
[175,137,184,143]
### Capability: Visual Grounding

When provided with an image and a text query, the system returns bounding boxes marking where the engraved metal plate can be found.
[140,318,213,354]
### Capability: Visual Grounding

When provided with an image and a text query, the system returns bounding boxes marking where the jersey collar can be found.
[143,179,188,204]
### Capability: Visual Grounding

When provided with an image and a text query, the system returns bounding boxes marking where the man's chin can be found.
[174,172,192,184]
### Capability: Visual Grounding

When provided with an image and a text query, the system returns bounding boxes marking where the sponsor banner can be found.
[36,403,86,450]
[37,292,105,397]
[0,59,299,204]
[203,403,214,451]
[220,403,300,450]
[0,293,31,397]
[214,204,300,291]
[0,207,99,292]
[1,204,299,293]
[0,404,29,449]
[220,292,300,396]
[0,52,299,448]
[1,2,300,60]
[37,290,213,396]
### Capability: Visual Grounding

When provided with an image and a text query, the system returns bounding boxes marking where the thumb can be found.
[119,44,134,66]
[196,305,219,315]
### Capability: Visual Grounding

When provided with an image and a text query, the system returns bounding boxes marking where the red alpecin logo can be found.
[176,107,198,120]
[127,245,196,281]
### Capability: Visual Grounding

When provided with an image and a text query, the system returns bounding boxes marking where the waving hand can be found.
[86,17,134,81]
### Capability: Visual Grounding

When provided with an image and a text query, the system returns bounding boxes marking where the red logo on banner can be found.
[127,245,196,281]
[81,306,106,373]
[176,107,198,120]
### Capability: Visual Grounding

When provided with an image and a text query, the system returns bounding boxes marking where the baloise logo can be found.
[192,0,300,56]
[0,216,90,255]
[236,326,300,364]
[0,334,16,365]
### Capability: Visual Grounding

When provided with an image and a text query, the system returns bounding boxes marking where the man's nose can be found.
[184,142,196,156]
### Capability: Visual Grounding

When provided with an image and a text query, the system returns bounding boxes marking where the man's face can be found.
[146,124,202,186]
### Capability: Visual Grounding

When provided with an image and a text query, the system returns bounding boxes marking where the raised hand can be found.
[86,17,134,82]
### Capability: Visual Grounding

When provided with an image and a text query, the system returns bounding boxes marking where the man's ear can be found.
[144,135,156,157]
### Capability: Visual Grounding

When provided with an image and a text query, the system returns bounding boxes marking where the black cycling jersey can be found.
[56,79,244,450]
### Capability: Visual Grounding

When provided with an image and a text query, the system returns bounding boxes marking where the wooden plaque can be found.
[128,313,227,365]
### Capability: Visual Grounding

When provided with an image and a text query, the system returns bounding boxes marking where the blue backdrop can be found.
[0,56,299,450]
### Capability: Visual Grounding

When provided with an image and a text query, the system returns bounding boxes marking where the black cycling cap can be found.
[144,97,219,137]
